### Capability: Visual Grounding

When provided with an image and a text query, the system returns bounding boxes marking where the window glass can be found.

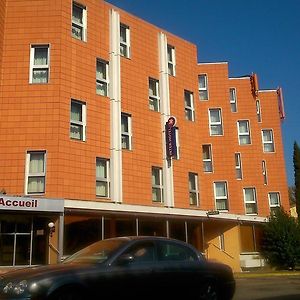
[31,45,49,84]
[96,59,108,96]
[209,109,223,135]
[27,151,46,194]
[158,241,197,261]
[72,2,86,41]
[96,158,109,197]
[152,167,163,202]
[198,74,208,100]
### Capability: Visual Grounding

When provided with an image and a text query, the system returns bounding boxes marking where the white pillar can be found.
[158,32,174,208]
[109,9,122,203]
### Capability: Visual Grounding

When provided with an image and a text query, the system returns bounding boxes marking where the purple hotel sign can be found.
[165,116,177,158]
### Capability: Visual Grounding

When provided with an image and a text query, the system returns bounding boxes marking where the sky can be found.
[106,0,300,186]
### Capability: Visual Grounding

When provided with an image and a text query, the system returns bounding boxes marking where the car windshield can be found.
[63,238,126,264]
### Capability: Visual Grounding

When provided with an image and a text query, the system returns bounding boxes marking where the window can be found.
[121,113,132,150]
[209,108,223,136]
[158,241,198,262]
[256,100,262,122]
[262,129,275,152]
[96,158,110,198]
[229,88,237,112]
[219,233,225,251]
[122,242,155,264]
[167,45,176,76]
[235,153,242,179]
[243,188,258,215]
[25,151,46,194]
[237,120,251,145]
[214,181,228,211]
[72,2,87,41]
[152,167,163,203]
[202,144,213,172]
[262,160,268,185]
[184,90,195,121]
[96,59,109,96]
[120,23,130,58]
[189,173,199,206]
[70,99,86,141]
[149,78,160,112]
[268,192,280,214]
[30,45,49,84]
[198,74,208,100]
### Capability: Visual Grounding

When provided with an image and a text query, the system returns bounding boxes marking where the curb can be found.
[234,271,300,279]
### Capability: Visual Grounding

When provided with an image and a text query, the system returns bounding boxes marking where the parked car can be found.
[0,236,235,299]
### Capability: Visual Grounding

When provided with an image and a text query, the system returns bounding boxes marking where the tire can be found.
[49,286,86,300]
[198,281,218,300]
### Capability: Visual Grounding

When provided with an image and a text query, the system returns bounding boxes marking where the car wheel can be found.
[49,286,85,300]
[198,281,218,300]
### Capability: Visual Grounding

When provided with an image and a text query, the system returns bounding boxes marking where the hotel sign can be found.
[0,196,64,213]
[165,116,177,159]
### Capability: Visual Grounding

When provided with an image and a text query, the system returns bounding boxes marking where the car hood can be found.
[0,263,100,282]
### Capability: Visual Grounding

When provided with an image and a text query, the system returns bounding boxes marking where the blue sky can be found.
[107,0,300,186]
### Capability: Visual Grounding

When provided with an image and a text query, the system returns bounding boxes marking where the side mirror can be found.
[117,253,134,265]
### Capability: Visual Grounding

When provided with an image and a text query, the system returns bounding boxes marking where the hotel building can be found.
[0,0,288,272]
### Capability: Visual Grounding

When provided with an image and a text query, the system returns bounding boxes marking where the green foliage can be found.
[261,207,300,270]
[293,141,300,218]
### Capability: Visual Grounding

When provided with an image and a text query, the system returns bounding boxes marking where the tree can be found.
[261,207,300,270]
[293,141,300,218]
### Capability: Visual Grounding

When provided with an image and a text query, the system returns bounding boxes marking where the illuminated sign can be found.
[165,116,177,159]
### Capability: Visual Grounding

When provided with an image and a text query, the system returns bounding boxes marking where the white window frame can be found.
[121,113,132,150]
[262,129,275,153]
[96,59,109,96]
[25,151,46,195]
[262,160,268,185]
[214,181,229,211]
[120,23,130,58]
[96,158,110,198]
[237,120,251,145]
[72,2,87,42]
[189,172,199,206]
[149,78,160,112]
[167,44,176,76]
[29,45,50,84]
[256,100,262,122]
[229,88,237,112]
[209,108,223,136]
[235,153,242,180]
[152,167,163,203]
[184,90,195,121]
[202,144,213,173]
[70,99,86,141]
[268,192,281,214]
[198,74,209,100]
[243,187,258,215]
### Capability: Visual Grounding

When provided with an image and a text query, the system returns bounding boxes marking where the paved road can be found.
[233,275,300,300]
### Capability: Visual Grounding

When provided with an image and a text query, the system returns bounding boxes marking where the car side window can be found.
[124,242,155,264]
[158,241,198,262]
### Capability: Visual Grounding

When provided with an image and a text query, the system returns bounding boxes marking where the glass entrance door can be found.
[0,215,48,266]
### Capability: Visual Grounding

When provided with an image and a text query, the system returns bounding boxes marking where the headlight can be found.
[3,280,28,295]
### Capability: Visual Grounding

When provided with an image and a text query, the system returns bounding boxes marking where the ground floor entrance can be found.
[0,214,53,266]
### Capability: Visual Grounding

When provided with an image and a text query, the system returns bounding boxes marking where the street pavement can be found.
[233,272,300,300]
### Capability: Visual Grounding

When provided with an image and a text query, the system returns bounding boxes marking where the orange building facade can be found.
[0,0,289,272]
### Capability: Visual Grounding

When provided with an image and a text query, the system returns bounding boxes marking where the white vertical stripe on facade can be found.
[158,32,174,208]
[109,9,122,203]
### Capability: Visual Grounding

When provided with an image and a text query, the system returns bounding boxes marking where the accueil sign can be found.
[0,196,64,212]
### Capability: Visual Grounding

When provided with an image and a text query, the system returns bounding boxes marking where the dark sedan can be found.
[0,236,235,300]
